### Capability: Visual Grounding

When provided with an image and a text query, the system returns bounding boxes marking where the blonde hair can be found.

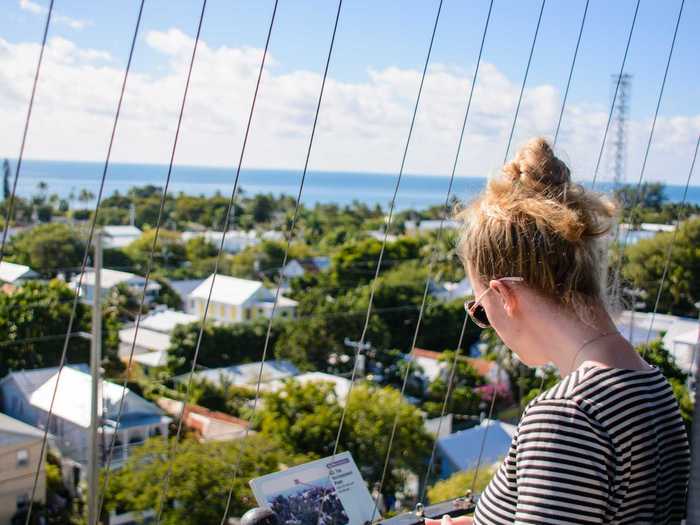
[454,137,617,314]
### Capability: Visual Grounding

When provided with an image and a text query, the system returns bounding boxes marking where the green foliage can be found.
[423,351,484,417]
[258,381,433,495]
[330,237,423,290]
[168,318,282,374]
[125,229,186,270]
[0,280,89,376]
[622,217,700,317]
[8,223,85,277]
[103,435,308,524]
[426,465,496,504]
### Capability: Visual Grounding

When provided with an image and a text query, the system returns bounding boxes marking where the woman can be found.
[426,138,690,525]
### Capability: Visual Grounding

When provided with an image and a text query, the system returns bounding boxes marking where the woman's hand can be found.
[423,515,473,525]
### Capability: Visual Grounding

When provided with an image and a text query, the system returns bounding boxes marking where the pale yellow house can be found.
[0,413,46,525]
[185,274,297,324]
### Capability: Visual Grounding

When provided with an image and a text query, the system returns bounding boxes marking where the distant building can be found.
[186,274,297,323]
[71,268,161,304]
[182,360,299,389]
[617,222,675,246]
[181,230,259,254]
[404,219,459,234]
[102,225,142,248]
[266,372,353,404]
[118,309,198,371]
[168,278,205,304]
[431,277,473,301]
[0,366,170,465]
[411,348,510,389]
[435,419,516,479]
[281,257,330,279]
[156,398,250,442]
[0,413,47,525]
[615,310,698,374]
[0,261,39,285]
[366,230,398,243]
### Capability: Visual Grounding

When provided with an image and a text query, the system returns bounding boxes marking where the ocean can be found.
[12,159,700,211]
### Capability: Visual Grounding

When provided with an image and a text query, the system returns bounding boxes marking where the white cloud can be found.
[19,0,43,14]
[0,30,698,186]
[18,1,91,31]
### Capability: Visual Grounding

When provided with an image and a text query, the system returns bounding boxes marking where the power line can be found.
[220,4,344,523]
[23,2,147,523]
[0,0,54,266]
[503,0,546,164]
[553,0,589,146]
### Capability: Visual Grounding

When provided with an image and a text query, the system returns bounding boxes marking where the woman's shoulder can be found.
[522,364,668,427]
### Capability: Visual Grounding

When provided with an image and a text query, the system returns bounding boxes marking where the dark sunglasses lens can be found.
[467,302,490,327]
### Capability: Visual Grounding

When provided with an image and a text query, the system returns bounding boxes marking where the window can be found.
[17,449,29,468]
[245,308,252,320]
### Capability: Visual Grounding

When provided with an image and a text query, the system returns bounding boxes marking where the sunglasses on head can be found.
[464,277,524,328]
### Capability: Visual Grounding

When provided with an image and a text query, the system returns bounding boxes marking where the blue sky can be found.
[1,0,699,184]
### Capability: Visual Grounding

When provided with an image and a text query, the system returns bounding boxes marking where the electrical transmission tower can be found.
[609,73,631,189]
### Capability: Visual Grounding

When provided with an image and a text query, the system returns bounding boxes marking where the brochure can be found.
[249,451,378,525]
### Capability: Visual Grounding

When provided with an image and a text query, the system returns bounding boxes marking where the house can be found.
[404,219,459,234]
[71,268,161,304]
[0,261,39,285]
[431,277,473,301]
[0,366,170,465]
[366,230,398,243]
[281,257,330,279]
[156,398,250,442]
[118,309,198,371]
[266,372,353,404]
[185,274,297,323]
[615,310,698,372]
[182,360,299,389]
[411,348,510,389]
[617,222,675,246]
[181,230,259,254]
[0,413,47,525]
[168,278,205,304]
[102,225,142,248]
[434,419,516,479]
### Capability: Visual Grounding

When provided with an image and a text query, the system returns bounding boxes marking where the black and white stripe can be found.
[474,365,690,524]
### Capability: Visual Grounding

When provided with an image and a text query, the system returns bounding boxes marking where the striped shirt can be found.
[474,365,690,524]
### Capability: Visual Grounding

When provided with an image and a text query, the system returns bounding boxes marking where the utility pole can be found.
[344,337,372,377]
[88,230,103,525]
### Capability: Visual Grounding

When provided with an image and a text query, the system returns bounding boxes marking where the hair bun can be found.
[502,137,570,191]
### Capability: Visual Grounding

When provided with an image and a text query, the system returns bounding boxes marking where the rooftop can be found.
[0,412,45,447]
[0,261,37,283]
[189,274,263,306]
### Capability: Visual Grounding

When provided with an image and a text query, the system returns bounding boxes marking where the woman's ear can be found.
[489,279,518,317]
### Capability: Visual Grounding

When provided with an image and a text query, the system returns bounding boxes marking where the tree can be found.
[103,435,308,524]
[8,223,85,277]
[622,217,700,317]
[0,280,89,376]
[422,351,484,417]
[3,158,10,200]
[426,465,496,504]
[168,318,282,375]
[258,381,433,496]
[125,229,186,271]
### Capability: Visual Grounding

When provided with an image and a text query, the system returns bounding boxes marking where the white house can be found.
[118,309,199,371]
[71,268,161,304]
[181,230,259,254]
[614,310,698,373]
[185,274,297,323]
[102,225,142,248]
[0,366,170,465]
[0,261,38,285]
[404,219,459,234]
[617,222,676,246]
[182,360,300,389]
[281,257,330,279]
[266,372,353,404]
